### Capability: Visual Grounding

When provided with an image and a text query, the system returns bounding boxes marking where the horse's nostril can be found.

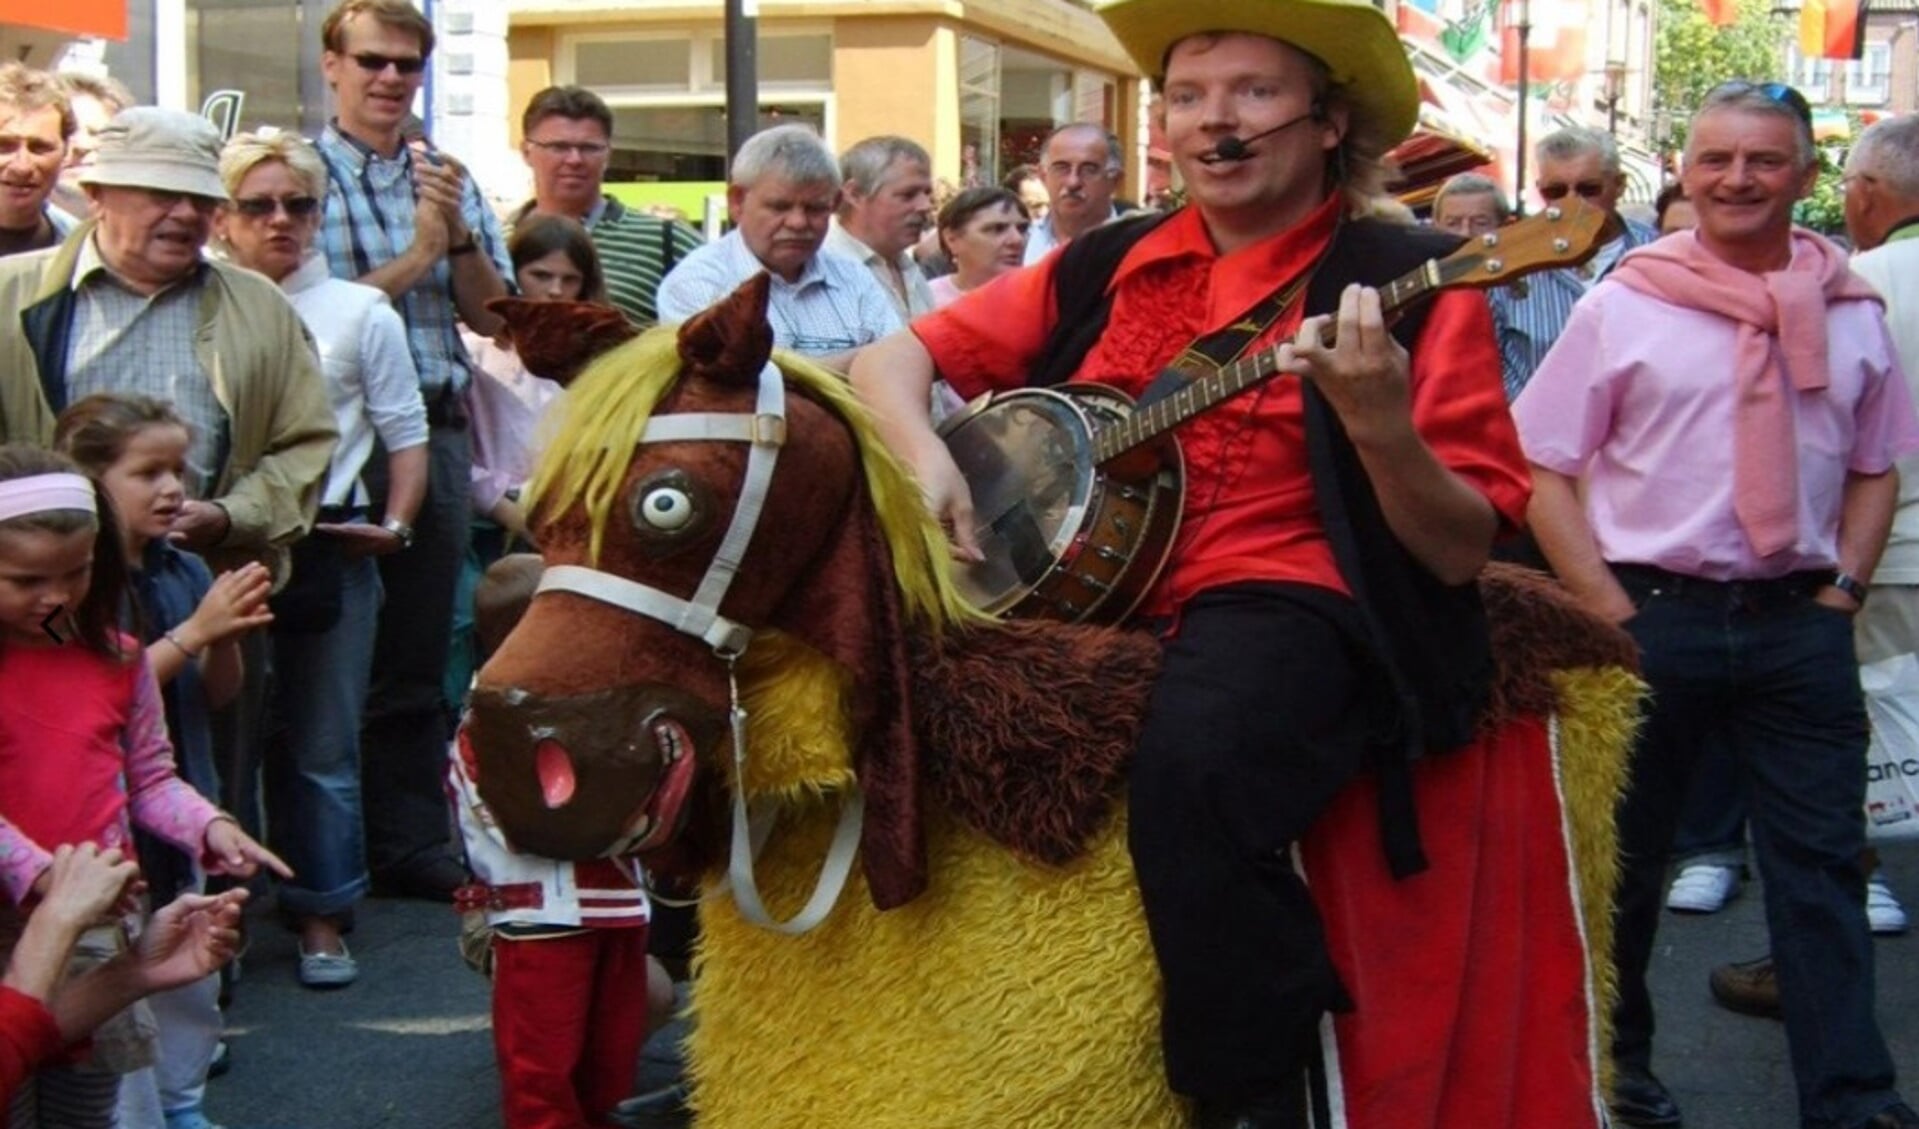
[535,739,577,809]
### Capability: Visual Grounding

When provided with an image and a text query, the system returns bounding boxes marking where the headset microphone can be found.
[1207,101,1327,163]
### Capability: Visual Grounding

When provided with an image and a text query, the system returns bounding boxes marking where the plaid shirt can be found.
[313,123,510,397]
[68,239,229,493]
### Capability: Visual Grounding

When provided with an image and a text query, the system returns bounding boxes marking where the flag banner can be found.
[1500,0,1591,83]
[1800,0,1869,59]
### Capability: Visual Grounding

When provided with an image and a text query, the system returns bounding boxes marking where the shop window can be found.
[711,34,832,88]
[606,101,828,183]
[576,38,693,90]
[959,36,1001,186]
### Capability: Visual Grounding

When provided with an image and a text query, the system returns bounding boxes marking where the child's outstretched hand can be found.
[204,818,294,880]
[133,888,248,994]
[182,563,275,649]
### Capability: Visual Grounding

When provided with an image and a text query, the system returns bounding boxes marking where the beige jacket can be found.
[0,223,337,573]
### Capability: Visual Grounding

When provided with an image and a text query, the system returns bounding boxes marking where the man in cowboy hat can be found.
[851,1,1531,1125]
[0,106,334,563]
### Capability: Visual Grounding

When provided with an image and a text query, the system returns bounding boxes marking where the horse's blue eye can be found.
[639,487,695,530]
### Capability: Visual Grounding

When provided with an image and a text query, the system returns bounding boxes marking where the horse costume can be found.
[461,279,1642,1129]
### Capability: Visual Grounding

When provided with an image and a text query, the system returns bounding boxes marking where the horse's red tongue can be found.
[634,728,698,852]
[535,739,577,809]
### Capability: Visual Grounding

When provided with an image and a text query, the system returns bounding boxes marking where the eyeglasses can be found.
[1538,180,1609,201]
[524,139,611,159]
[349,52,426,76]
[1706,80,1814,130]
[1045,161,1114,182]
[232,195,321,219]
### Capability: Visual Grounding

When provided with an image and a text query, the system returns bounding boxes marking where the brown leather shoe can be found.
[1708,954,1781,1020]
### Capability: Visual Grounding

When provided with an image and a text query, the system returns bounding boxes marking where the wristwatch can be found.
[1832,571,1869,605]
[447,233,479,256]
[381,517,416,549]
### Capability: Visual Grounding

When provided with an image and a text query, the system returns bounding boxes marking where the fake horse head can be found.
[460,276,976,908]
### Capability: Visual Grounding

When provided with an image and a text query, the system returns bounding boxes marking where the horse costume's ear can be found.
[678,274,774,387]
[772,480,925,909]
[487,297,638,388]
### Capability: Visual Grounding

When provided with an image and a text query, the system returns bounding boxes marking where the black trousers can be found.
[1127,583,1381,1108]
[360,422,471,878]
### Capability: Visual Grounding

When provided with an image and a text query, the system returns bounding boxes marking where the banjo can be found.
[937,200,1612,624]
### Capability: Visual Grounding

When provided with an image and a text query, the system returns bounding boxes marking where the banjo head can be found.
[938,389,1096,615]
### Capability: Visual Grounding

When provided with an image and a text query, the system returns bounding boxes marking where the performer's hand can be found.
[904,439,984,562]
[130,889,247,994]
[1278,283,1415,449]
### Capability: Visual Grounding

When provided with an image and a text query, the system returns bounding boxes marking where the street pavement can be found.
[205,845,1919,1128]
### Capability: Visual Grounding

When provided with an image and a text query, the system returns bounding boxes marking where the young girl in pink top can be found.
[0,445,286,1127]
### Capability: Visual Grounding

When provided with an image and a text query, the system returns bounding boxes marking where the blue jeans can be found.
[265,554,380,918]
[1612,571,1900,1129]
[1670,732,1751,868]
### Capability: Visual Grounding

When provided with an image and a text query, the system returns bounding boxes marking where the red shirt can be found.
[914,197,1530,618]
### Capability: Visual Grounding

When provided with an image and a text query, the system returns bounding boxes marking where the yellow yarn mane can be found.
[523,326,985,633]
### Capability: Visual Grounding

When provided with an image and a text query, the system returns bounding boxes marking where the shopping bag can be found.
[1860,653,1919,843]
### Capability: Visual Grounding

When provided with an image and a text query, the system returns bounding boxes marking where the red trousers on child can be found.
[491,927,651,1129]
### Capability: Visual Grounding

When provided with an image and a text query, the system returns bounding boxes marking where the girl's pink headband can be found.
[0,473,97,524]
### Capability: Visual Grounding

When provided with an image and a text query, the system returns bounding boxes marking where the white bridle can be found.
[531,360,861,935]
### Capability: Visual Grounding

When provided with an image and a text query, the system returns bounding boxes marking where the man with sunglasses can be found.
[314,0,512,903]
[1516,83,1919,1129]
[1490,126,1657,398]
[0,105,334,565]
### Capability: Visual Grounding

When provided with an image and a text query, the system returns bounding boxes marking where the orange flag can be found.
[1800,0,1868,59]
[1702,0,1739,25]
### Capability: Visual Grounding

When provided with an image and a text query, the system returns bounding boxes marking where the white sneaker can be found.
[1868,874,1909,936]
[1666,863,1742,913]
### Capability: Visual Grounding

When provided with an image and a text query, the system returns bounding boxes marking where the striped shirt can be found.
[314,123,511,396]
[67,238,228,494]
[656,229,902,358]
[1488,215,1659,399]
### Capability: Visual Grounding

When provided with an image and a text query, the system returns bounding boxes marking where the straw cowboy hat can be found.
[1099,0,1420,145]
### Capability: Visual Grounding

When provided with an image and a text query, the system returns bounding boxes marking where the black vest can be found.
[1032,210,1494,878]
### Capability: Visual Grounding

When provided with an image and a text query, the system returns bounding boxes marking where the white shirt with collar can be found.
[1021,205,1122,266]
[822,219,936,322]
[656,228,903,358]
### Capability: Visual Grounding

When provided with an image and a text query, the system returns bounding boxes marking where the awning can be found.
[0,0,127,39]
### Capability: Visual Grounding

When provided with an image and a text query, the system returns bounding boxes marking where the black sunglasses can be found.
[233,195,322,219]
[1539,179,1609,201]
[349,51,426,76]
[1708,80,1814,130]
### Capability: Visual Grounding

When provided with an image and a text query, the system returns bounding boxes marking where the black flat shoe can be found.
[1611,1065,1682,1128]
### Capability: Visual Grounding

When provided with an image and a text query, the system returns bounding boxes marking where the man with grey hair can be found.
[657,123,901,373]
[1022,122,1125,264]
[1515,83,1919,1129]
[1430,171,1508,236]
[825,134,936,321]
[1491,125,1656,398]
[0,106,335,562]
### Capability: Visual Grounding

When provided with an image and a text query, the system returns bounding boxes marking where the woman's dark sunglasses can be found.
[233,195,322,219]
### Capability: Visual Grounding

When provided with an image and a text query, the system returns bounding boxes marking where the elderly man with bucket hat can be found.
[0,106,334,568]
[852,0,1544,1126]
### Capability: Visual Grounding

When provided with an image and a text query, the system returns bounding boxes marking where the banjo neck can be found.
[1088,263,1448,465]
[1086,200,1613,467]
